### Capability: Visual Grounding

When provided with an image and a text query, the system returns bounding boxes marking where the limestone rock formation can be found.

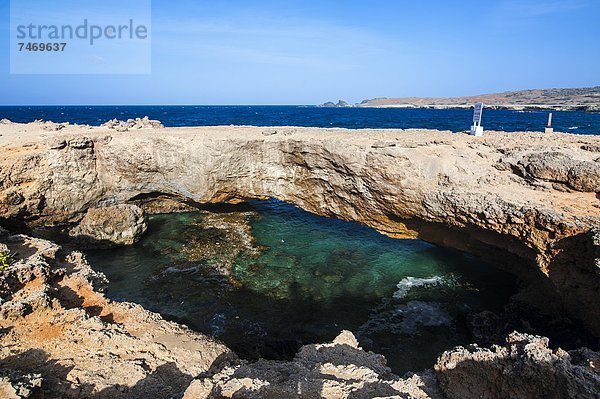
[183,330,600,399]
[2,228,599,397]
[593,229,600,271]
[0,116,599,398]
[0,122,598,337]
[0,370,43,399]
[509,151,600,192]
[0,232,232,398]
[69,204,148,247]
[101,116,164,132]
[39,121,70,132]
[435,332,600,399]
[183,330,444,399]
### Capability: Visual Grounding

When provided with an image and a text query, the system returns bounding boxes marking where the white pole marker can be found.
[545,112,554,134]
[470,103,484,136]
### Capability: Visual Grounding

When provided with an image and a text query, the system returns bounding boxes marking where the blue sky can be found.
[0,0,599,105]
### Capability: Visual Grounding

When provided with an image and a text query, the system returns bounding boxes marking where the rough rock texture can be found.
[0,370,43,399]
[509,151,600,192]
[101,117,164,132]
[0,122,599,337]
[593,229,600,271]
[435,332,600,399]
[1,228,598,399]
[183,330,600,399]
[1,229,598,399]
[131,193,199,214]
[39,121,70,132]
[69,204,148,247]
[183,330,444,399]
[0,232,232,398]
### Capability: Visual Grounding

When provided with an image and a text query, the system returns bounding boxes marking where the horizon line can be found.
[2,85,598,108]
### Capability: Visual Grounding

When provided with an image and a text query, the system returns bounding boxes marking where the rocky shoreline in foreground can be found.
[1,230,598,398]
[0,120,599,398]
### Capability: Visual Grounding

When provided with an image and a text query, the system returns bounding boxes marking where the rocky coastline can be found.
[320,102,600,113]
[320,87,600,112]
[1,120,599,398]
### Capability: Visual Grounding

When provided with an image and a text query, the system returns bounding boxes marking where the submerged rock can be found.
[178,210,262,277]
[69,204,147,247]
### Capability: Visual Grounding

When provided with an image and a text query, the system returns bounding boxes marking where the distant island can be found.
[319,86,600,112]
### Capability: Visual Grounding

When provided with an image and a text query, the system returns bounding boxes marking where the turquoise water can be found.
[85,200,517,373]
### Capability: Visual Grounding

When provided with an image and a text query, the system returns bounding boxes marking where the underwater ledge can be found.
[0,119,599,398]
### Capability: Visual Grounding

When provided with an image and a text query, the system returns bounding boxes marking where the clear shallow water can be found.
[0,105,598,135]
[86,200,517,373]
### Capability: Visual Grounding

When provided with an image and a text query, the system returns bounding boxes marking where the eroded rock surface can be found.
[101,117,164,132]
[0,369,43,399]
[183,330,444,399]
[0,232,232,398]
[2,230,599,398]
[183,330,600,399]
[435,332,600,399]
[507,151,600,192]
[69,204,148,247]
[0,122,599,334]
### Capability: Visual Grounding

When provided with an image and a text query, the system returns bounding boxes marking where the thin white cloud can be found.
[151,14,412,71]
[153,15,385,47]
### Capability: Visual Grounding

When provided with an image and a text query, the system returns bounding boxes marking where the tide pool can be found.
[86,199,517,373]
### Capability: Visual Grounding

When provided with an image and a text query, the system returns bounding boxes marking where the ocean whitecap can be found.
[392,276,445,299]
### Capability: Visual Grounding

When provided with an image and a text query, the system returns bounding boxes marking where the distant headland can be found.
[319,86,600,112]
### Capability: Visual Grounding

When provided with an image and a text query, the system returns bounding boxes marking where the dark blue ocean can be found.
[0,106,599,135]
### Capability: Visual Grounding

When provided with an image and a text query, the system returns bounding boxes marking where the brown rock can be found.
[101,116,164,131]
[435,332,600,399]
[69,204,147,247]
[0,233,231,398]
[185,330,444,399]
[0,370,43,399]
[0,123,599,337]
[514,151,600,192]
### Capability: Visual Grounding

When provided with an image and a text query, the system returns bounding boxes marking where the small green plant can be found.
[0,250,15,272]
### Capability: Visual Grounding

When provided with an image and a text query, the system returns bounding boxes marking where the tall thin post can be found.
[545,112,554,134]
[470,103,484,136]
